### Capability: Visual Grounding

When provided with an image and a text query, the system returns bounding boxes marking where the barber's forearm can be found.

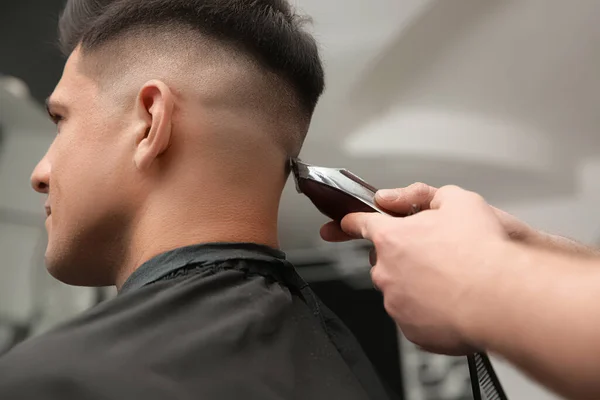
[492,206,600,257]
[462,242,600,400]
[534,232,600,258]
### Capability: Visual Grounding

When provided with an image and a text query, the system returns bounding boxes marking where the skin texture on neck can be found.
[108,69,291,288]
[114,146,287,289]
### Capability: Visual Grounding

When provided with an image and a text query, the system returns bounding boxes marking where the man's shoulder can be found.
[0,332,179,400]
[0,263,297,366]
[0,269,301,399]
[0,262,384,400]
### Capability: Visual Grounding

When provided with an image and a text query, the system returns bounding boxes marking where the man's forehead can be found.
[50,48,96,104]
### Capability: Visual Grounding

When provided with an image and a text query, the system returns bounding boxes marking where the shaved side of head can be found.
[58,0,324,160]
[78,28,308,160]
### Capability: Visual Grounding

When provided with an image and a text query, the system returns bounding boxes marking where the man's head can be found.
[30,0,324,287]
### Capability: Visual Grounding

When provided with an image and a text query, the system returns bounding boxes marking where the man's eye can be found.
[50,113,64,125]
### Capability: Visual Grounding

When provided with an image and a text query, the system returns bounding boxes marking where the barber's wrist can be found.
[524,229,556,248]
[527,230,600,257]
[456,239,521,352]
[506,220,544,245]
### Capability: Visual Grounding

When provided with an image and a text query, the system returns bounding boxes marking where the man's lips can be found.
[44,204,52,217]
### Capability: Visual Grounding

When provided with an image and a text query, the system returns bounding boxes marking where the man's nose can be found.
[31,157,50,194]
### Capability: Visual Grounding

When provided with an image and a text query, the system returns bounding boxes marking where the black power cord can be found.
[468,353,508,400]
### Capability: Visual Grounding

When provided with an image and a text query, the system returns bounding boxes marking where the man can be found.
[322,182,600,400]
[0,1,392,399]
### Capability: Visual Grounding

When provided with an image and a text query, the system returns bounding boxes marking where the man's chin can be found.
[44,248,112,287]
[44,255,82,286]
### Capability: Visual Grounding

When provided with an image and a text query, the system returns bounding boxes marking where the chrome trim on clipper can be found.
[290,158,391,216]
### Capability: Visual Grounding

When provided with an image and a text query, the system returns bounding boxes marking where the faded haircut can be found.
[58,0,325,156]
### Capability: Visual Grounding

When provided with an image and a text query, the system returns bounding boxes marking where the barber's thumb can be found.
[375,189,404,211]
[376,183,437,215]
[376,189,399,202]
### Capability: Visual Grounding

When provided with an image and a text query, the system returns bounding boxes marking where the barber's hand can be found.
[331,185,511,355]
[321,182,539,244]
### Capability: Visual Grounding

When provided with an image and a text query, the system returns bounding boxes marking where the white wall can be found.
[0,83,97,339]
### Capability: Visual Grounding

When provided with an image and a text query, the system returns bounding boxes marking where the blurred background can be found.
[2,0,600,399]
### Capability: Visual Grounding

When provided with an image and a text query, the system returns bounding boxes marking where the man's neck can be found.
[114,194,281,289]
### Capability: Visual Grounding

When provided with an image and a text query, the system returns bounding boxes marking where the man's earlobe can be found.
[134,80,174,170]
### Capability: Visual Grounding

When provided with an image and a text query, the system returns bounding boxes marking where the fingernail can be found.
[376,189,398,201]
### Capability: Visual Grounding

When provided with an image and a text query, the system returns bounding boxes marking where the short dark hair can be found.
[58,0,325,116]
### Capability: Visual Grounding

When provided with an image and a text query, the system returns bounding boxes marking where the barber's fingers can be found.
[320,221,355,242]
[375,183,438,215]
[340,212,391,241]
[430,185,487,211]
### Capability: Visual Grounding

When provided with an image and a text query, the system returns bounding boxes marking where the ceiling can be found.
[3,0,600,250]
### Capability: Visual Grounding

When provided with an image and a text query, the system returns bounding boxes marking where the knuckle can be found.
[409,182,432,198]
[410,181,428,192]
[455,187,487,206]
[438,185,474,204]
[370,228,388,246]
[468,191,487,204]
[373,225,396,248]
[438,184,462,194]
[387,187,401,197]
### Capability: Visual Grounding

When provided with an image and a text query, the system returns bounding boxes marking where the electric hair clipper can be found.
[290,159,398,220]
[290,158,508,400]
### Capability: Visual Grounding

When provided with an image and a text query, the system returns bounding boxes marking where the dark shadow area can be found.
[0,0,66,104]
[310,280,405,400]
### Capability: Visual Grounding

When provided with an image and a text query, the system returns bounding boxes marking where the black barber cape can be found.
[0,243,392,399]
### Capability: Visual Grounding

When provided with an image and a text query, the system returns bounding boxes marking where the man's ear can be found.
[133,80,174,170]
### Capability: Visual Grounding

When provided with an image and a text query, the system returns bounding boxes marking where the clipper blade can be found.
[290,158,388,221]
